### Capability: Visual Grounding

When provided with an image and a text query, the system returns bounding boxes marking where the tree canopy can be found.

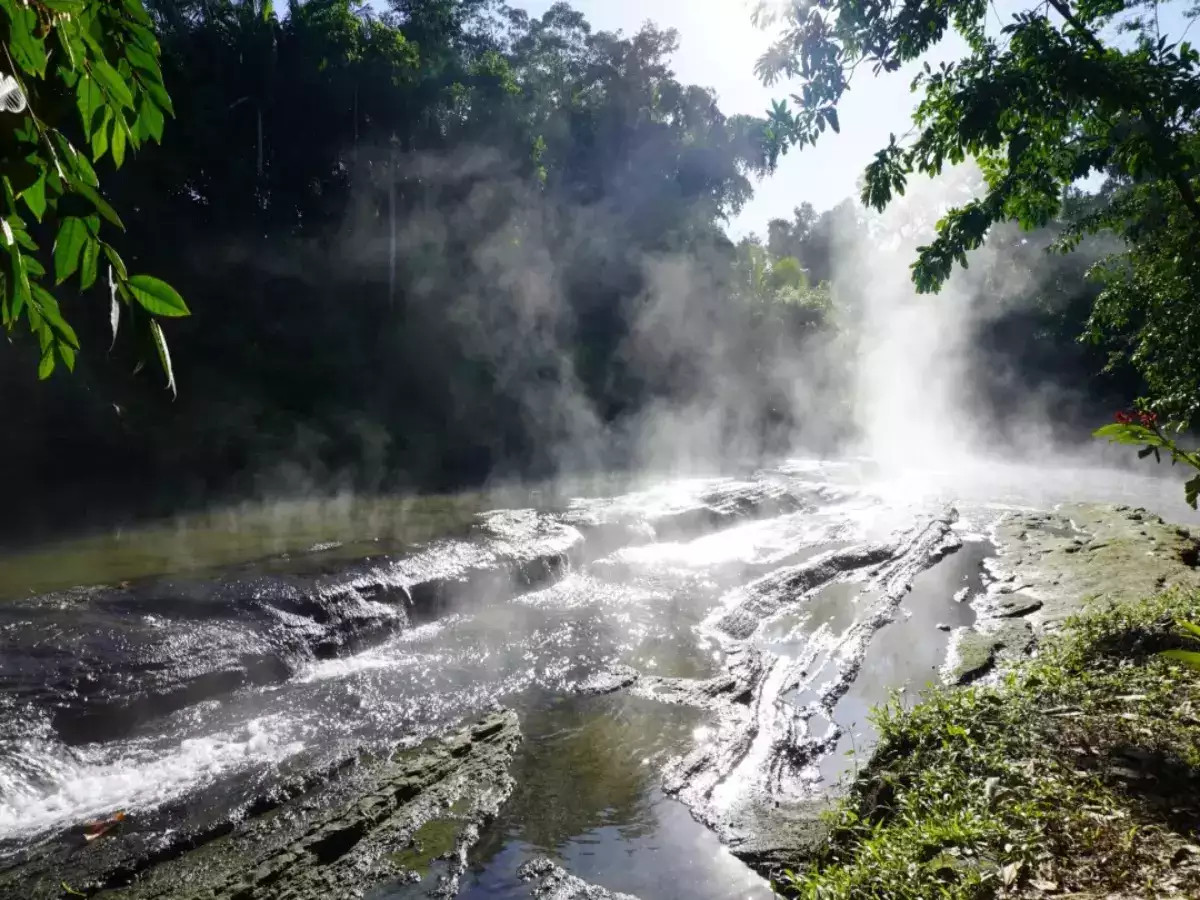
[0,0,185,386]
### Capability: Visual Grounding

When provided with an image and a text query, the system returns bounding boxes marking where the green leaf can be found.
[21,173,46,222]
[112,118,127,168]
[1093,423,1161,446]
[1187,474,1200,510]
[150,319,177,398]
[7,6,47,76]
[38,349,56,380]
[826,108,840,134]
[76,74,104,136]
[103,244,128,281]
[7,248,29,321]
[39,0,86,11]
[89,59,135,110]
[1161,649,1200,671]
[120,0,155,27]
[1177,620,1200,642]
[70,183,124,230]
[124,43,162,82]
[53,218,88,284]
[57,340,76,372]
[31,284,80,349]
[91,109,111,162]
[80,238,99,291]
[54,134,99,187]
[137,97,165,142]
[141,79,174,118]
[128,275,190,317]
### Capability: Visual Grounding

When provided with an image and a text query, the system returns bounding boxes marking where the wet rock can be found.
[2,711,522,900]
[945,621,1034,684]
[952,504,1200,680]
[0,514,582,744]
[572,665,640,696]
[990,505,1200,628]
[710,545,894,641]
[518,859,641,900]
[937,623,952,632]
[560,477,809,559]
[996,594,1044,618]
[648,510,962,878]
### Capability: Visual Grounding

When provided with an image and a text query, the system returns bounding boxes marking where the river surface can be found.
[0,457,1195,899]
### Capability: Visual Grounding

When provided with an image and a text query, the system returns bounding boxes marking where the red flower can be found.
[1139,411,1158,427]
[1115,410,1135,424]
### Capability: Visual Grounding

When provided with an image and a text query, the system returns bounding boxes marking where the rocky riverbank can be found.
[948,503,1200,683]
[6,471,1199,900]
[2,711,521,899]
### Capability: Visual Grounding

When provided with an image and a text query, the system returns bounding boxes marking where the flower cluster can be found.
[1114,409,1158,427]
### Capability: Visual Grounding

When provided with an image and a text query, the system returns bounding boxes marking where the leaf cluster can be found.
[1,0,186,387]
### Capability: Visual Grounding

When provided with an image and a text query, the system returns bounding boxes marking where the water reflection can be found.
[463,692,771,900]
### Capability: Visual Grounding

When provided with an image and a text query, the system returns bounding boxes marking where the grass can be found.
[780,590,1200,899]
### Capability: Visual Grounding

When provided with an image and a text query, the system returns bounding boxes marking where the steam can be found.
[845,167,989,469]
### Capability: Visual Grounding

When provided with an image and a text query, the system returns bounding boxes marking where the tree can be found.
[0,0,185,387]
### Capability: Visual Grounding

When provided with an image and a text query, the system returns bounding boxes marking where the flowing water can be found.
[0,458,1196,898]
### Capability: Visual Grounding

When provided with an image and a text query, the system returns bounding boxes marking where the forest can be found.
[0,0,1145,541]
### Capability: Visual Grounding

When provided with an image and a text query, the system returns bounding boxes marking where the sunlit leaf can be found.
[53,218,88,284]
[21,174,46,222]
[128,275,190,317]
[38,349,56,380]
[80,238,100,291]
[90,59,135,109]
[1161,649,1200,670]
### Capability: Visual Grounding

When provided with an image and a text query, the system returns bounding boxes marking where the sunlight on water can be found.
[0,716,304,841]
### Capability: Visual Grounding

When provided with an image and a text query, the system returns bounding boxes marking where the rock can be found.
[996,595,1044,619]
[2,512,583,746]
[518,859,642,900]
[945,504,1200,687]
[3,711,523,900]
[573,665,640,696]
[944,621,1034,685]
[646,511,962,880]
[937,623,952,632]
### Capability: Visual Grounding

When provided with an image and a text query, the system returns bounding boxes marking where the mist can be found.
[0,1,1161,545]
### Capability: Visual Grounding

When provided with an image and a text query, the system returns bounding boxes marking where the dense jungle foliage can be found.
[0,0,1144,540]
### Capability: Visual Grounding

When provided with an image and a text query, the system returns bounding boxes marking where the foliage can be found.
[0,0,185,386]
[780,591,1200,899]
[754,0,1200,496]
[1095,409,1200,506]
[0,0,803,522]
[1162,619,1200,670]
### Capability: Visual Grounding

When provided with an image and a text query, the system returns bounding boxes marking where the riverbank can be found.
[781,589,1200,899]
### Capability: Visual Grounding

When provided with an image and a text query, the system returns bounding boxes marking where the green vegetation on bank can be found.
[783,592,1200,899]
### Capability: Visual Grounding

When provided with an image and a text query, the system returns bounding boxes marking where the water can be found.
[0,456,1195,897]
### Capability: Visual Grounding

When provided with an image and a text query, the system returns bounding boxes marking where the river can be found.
[0,457,1194,899]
